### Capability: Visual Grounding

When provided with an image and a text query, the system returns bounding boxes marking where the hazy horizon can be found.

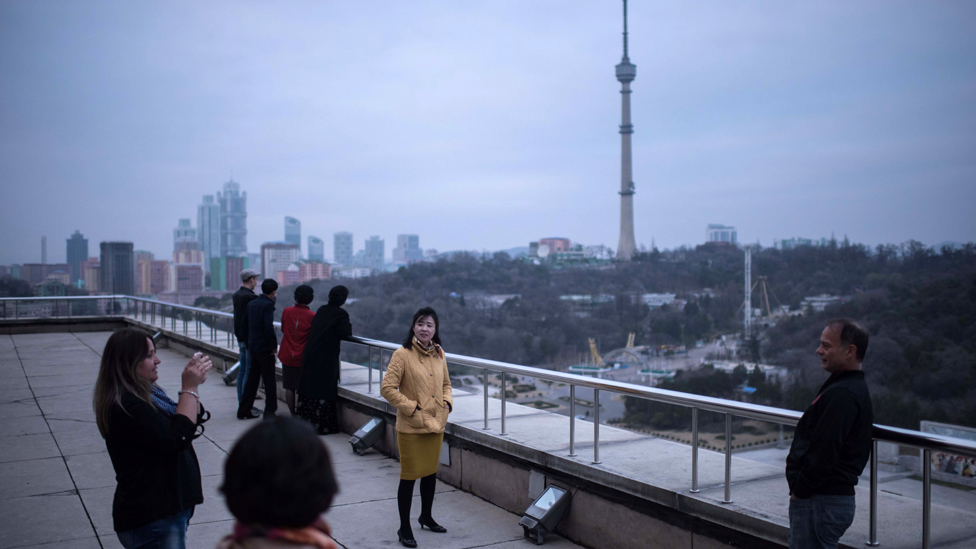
[2,1,975,264]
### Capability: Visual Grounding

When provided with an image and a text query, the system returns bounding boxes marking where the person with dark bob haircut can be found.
[217,417,339,549]
[381,307,453,547]
[298,285,351,434]
[278,285,316,415]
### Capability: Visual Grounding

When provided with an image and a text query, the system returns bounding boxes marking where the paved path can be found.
[0,331,582,549]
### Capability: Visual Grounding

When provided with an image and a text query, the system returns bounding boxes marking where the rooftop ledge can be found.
[2,310,976,549]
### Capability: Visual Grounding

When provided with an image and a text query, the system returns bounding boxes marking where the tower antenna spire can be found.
[623,0,629,60]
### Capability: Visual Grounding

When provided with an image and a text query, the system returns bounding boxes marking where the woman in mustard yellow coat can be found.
[381,307,453,548]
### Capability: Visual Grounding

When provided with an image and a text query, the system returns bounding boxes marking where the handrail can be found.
[3,295,974,457]
[3,294,974,546]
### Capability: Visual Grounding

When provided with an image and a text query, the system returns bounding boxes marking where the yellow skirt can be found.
[397,432,443,480]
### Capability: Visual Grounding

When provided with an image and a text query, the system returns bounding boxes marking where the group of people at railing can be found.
[91,267,887,549]
[92,268,455,548]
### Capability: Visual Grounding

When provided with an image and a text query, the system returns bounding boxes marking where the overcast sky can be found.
[2,1,974,265]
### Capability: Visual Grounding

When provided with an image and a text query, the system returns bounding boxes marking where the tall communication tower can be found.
[615,0,637,260]
[744,246,752,335]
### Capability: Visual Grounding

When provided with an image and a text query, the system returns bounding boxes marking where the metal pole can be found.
[569,385,577,457]
[691,408,700,493]
[500,372,507,435]
[923,449,931,549]
[723,413,732,503]
[367,346,374,393]
[483,368,490,430]
[593,389,601,464]
[867,440,879,546]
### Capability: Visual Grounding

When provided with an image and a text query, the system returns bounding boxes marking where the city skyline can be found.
[1,2,974,265]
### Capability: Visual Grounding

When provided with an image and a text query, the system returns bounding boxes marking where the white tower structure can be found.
[744,246,753,335]
[615,0,638,260]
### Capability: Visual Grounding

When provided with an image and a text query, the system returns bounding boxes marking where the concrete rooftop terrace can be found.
[0,331,584,549]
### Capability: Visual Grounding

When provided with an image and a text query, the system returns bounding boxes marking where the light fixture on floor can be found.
[518,485,572,545]
[349,417,384,455]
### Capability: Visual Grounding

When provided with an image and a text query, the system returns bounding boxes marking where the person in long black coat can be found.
[297,285,351,434]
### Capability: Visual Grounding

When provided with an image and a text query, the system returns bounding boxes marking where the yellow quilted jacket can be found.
[381,342,453,434]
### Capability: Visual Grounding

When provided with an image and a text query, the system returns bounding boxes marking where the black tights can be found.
[397,474,437,535]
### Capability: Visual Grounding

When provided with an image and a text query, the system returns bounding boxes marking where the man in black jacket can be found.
[237,278,279,420]
[786,319,873,549]
[232,269,260,405]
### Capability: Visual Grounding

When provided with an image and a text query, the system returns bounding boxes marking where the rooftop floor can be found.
[0,331,582,549]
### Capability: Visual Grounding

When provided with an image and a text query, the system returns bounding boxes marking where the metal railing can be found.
[3,295,975,548]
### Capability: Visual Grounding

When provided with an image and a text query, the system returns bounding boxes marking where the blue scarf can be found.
[151,385,178,416]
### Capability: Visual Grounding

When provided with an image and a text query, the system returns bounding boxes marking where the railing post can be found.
[723,413,732,503]
[568,385,577,457]
[867,439,879,546]
[593,389,601,464]
[923,448,931,549]
[367,346,374,394]
[500,372,508,435]
[691,407,700,493]
[483,368,490,430]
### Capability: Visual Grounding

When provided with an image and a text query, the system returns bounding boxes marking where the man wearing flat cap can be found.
[233,269,260,407]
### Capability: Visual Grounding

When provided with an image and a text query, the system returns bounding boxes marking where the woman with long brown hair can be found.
[381,307,453,547]
[93,328,212,549]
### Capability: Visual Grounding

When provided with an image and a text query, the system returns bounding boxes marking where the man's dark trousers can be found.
[237,352,277,419]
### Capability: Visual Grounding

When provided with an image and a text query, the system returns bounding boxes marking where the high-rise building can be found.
[393,234,423,264]
[307,236,324,262]
[167,263,204,293]
[615,0,637,261]
[210,256,249,292]
[137,260,169,295]
[364,236,384,271]
[706,224,737,245]
[20,264,69,285]
[99,242,135,295]
[298,261,330,283]
[333,232,353,266]
[218,180,247,257]
[173,218,199,253]
[66,230,88,283]
[285,217,301,254]
[173,249,205,265]
[260,242,300,280]
[276,264,301,287]
[41,236,47,264]
[197,195,221,268]
[81,257,99,292]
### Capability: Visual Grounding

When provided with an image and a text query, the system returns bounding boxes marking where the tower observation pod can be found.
[616,0,638,260]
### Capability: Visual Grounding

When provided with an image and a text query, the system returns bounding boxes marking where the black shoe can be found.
[254,395,263,400]
[419,517,447,533]
[397,529,417,548]
[237,413,260,420]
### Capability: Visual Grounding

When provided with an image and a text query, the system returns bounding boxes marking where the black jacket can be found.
[298,305,352,400]
[786,370,873,499]
[244,294,277,354]
[233,286,258,344]
[105,393,205,532]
